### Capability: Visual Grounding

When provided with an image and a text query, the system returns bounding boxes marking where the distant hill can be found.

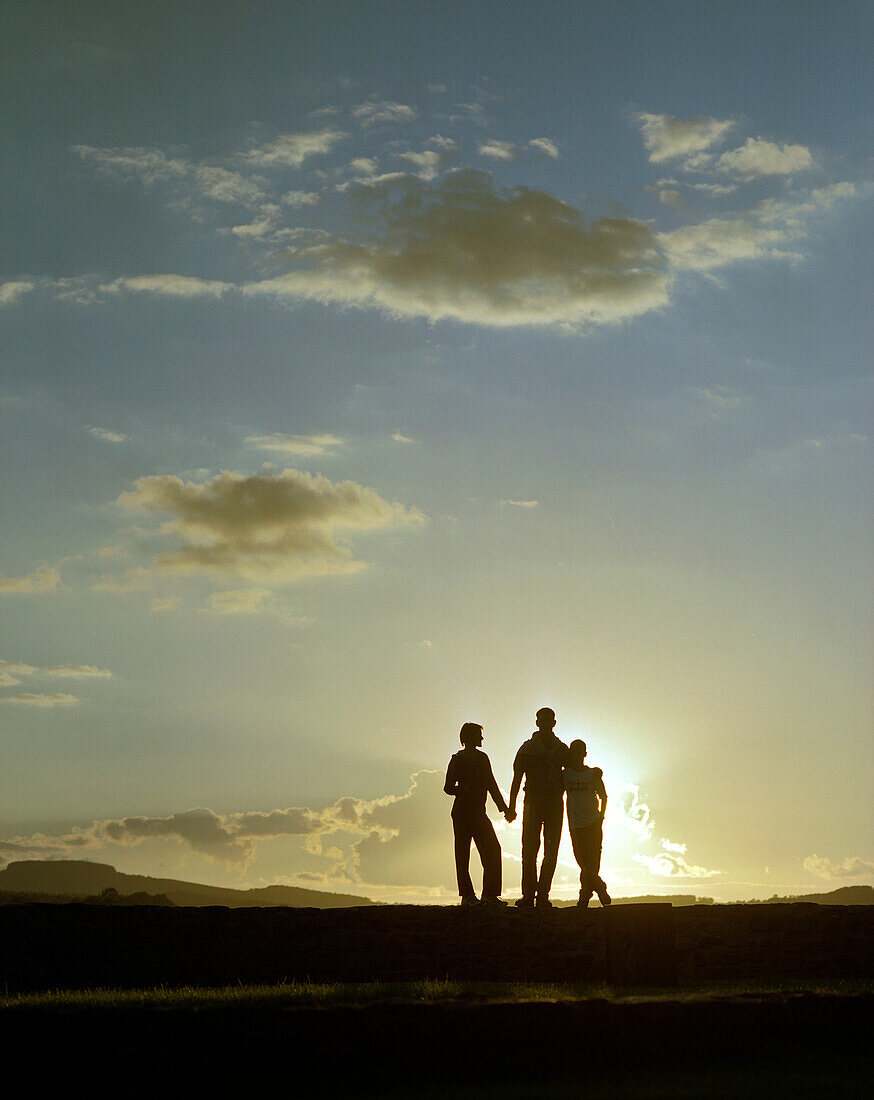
[554,894,712,907]
[0,860,375,908]
[760,885,874,905]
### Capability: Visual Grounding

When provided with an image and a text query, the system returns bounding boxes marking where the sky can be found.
[1,0,871,903]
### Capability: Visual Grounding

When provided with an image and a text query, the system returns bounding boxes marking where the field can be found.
[1,902,871,1095]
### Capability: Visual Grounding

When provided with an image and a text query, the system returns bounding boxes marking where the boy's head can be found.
[459,722,484,747]
[568,739,587,769]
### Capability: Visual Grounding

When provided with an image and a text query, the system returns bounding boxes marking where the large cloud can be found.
[116,468,425,581]
[715,137,814,178]
[0,567,61,594]
[245,170,670,327]
[803,854,874,879]
[635,113,735,163]
[243,129,347,168]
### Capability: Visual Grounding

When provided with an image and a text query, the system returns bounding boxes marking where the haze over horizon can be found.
[1,1,871,904]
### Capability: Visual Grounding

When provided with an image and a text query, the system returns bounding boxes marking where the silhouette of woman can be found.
[444,722,514,906]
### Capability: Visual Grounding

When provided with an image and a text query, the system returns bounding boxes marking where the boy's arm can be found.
[595,768,607,820]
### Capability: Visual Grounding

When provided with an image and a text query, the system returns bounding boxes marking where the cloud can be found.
[88,427,129,443]
[42,664,112,679]
[99,275,231,298]
[715,137,815,178]
[351,98,416,128]
[392,432,416,444]
[528,137,559,159]
[0,281,36,306]
[203,587,273,615]
[803,854,874,879]
[657,182,856,273]
[478,140,517,161]
[245,170,670,328]
[631,849,722,878]
[244,130,347,168]
[193,165,266,205]
[0,693,79,707]
[0,773,443,875]
[245,432,344,456]
[0,567,61,594]
[72,144,190,184]
[501,499,538,508]
[615,784,655,840]
[635,112,735,163]
[396,150,446,182]
[281,190,320,207]
[116,468,425,582]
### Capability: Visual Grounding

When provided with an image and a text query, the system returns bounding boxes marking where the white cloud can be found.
[42,664,112,679]
[88,427,128,443]
[203,588,273,615]
[244,130,347,168]
[528,137,559,158]
[99,274,231,298]
[615,784,655,840]
[116,468,425,582]
[478,140,517,161]
[194,165,266,205]
[0,693,79,707]
[72,144,190,184]
[281,190,320,207]
[658,184,855,274]
[0,281,35,306]
[803,854,874,879]
[396,150,445,181]
[392,432,416,444]
[245,432,344,456]
[501,499,538,509]
[346,157,379,177]
[351,98,416,128]
[715,137,815,178]
[0,567,61,594]
[631,850,722,878]
[634,113,735,163]
[244,171,670,328]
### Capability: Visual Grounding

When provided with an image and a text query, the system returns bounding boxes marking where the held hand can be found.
[504,808,517,823]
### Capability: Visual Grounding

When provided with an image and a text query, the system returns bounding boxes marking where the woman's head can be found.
[459,722,484,747]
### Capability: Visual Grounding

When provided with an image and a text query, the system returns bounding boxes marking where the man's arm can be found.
[507,753,524,821]
[484,757,510,816]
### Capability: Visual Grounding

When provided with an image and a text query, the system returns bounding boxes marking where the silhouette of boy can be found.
[444,722,513,906]
[564,739,611,908]
[508,707,569,908]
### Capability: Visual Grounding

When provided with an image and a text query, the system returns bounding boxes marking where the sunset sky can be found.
[1,0,871,903]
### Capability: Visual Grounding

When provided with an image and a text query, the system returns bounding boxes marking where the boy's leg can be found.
[452,814,475,898]
[569,825,594,900]
[472,814,502,899]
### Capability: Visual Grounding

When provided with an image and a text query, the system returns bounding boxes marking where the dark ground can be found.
[1,902,871,1095]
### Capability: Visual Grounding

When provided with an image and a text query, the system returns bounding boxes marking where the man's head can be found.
[459,722,484,748]
[535,707,556,734]
[568,739,587,769]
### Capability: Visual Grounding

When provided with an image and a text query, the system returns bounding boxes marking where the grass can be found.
[1,975,870,1011]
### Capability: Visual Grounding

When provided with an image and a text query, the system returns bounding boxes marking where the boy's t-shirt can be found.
[563,765,604,829]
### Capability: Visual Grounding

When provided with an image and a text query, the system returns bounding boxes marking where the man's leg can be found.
[520,801,542,902]
[536,797,564,902]
[452,814,475,899]
[472,814,503,899]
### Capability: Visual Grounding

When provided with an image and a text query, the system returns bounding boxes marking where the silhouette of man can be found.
[444,722,513,906]
[508,707,569,907]
[564,739,611,908]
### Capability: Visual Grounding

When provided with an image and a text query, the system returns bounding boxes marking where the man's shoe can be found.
[480,896,508,907]
[535,896,553,908]
[514,896,535,908]
[460,895,479,906]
